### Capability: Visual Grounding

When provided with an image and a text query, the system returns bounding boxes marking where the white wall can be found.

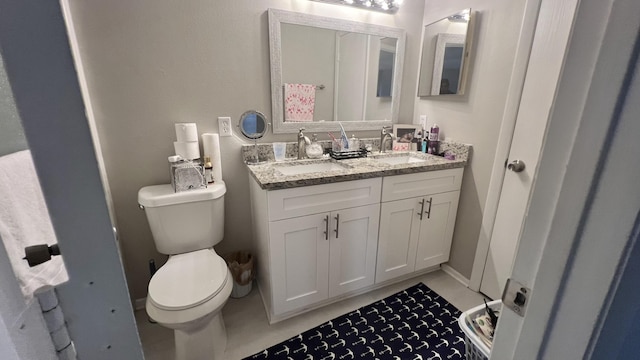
[66,0,425,301]
[415,0,527,278]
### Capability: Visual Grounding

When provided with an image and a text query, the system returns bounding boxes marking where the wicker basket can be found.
[457,300,502,360]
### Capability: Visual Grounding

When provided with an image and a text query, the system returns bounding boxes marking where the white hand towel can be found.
[0,150,69,299]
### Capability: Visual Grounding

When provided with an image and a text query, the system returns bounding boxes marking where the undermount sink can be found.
[373,156,428,165]
[273,162,350,176]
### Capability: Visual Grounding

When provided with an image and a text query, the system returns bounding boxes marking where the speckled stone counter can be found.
[243,140,471,190]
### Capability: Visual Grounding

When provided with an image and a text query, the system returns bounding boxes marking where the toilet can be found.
[138,182,231,360]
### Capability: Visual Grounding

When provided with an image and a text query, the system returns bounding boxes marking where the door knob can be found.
[507,159,526,173]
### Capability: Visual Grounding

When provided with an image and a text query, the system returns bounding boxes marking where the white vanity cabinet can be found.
[375,168,463,283]
[250,177,382,320]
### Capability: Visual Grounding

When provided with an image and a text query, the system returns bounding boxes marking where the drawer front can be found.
[268,178,382,221]
[381,168,463,202]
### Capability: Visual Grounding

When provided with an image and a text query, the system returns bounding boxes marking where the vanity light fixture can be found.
[309,0,402,13]
[448,8,470,23]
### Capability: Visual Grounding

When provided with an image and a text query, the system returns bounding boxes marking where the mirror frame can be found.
[268,8,406,134]
[239,110,268,140]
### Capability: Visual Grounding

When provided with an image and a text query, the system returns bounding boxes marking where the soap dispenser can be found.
[306,134,324,159]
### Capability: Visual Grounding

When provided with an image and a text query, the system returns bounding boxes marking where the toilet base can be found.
[174,312,227,360]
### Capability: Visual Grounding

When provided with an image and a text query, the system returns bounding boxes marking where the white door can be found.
[415,191,460,271]
[270,214,330,314]
[329,204,380,297]
[376,198,422,283]
[478,0,579,299]
[492,0,640,356]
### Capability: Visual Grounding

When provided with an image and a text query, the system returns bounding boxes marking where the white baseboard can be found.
[134,297,146,311]
[441,264,470,287]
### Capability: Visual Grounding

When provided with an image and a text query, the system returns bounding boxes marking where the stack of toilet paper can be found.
[170,123,223,185]
[174,123,201,160]
[171,123,205,192]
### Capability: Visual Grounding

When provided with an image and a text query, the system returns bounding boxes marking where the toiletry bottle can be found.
[306,134,324,159]
[428,124,440,154]
[349,134,360,150]
[204,156,214,184]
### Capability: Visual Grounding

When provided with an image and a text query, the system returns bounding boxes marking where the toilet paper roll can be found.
[175,123,199,142]
[50,326,71,351]
[202,133,214,159]
[43,306,65,332]
[173,141,200,160]
[35,287,59,312]
[57,342,77,360]
[202,133,223,182]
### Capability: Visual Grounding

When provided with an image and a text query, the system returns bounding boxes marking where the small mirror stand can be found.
[238,110,269,164]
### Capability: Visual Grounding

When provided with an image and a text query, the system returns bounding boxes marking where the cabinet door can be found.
[270,213,330,315]
[329,204,380,297]
[415,191,460,271]
[375,198,422,283]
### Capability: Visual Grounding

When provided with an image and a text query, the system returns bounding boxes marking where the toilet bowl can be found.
[146,249,232,360]
[138,183,229,360]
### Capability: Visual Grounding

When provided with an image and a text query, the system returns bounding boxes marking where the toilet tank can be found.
[138,182,226,255]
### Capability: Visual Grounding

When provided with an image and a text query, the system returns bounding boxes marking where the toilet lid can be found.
[148,249,228,311]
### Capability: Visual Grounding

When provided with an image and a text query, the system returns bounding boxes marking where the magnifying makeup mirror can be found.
[239,110,269,164]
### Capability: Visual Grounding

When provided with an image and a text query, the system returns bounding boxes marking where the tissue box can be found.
[170,161,206,192]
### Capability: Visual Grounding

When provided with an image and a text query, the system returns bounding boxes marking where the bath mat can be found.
[245,283,465,359]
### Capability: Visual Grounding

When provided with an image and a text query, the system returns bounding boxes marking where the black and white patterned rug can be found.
[245,283,466,359]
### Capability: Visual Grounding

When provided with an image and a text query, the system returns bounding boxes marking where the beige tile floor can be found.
[136,270,487,360]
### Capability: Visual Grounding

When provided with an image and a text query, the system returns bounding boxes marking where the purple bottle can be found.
[428,124,440,154]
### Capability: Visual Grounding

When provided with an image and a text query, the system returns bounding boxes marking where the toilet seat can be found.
[148,249,228,311]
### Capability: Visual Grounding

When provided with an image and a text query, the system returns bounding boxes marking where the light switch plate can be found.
[419,115,427,130]
[218,116,232,137]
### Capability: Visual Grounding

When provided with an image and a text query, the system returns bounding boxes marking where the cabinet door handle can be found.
[425,197,433,219]
[418,199,425,220]
[324,215,329,240]
[334,213,340,238]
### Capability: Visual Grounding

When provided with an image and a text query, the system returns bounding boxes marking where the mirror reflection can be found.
[281,24,397,123]
[269,9,406,134]
[239,110,267,140]
[417,9,475,97]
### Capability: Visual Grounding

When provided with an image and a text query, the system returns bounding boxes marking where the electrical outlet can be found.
[218,116,232,137]
[419,115,427,129]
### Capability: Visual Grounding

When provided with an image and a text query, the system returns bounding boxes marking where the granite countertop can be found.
[245,141,470,190]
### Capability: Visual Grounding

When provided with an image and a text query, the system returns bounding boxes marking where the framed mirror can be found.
[239,110,268,139]
[417,9,475,97]
[268,9,406,134]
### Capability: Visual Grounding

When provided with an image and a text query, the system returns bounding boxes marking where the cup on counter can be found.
[273,142,286,161]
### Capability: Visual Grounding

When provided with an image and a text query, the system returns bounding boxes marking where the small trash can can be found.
[223,251,255,298]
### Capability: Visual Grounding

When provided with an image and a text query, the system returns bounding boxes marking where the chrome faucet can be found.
[297,128,310,159]
[379,126,395,153]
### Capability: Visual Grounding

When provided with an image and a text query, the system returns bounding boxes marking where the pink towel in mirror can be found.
[284,83,316,122]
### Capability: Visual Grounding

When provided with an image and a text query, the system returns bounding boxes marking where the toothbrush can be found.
[327,132,340,146]
[338,122,349,149]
